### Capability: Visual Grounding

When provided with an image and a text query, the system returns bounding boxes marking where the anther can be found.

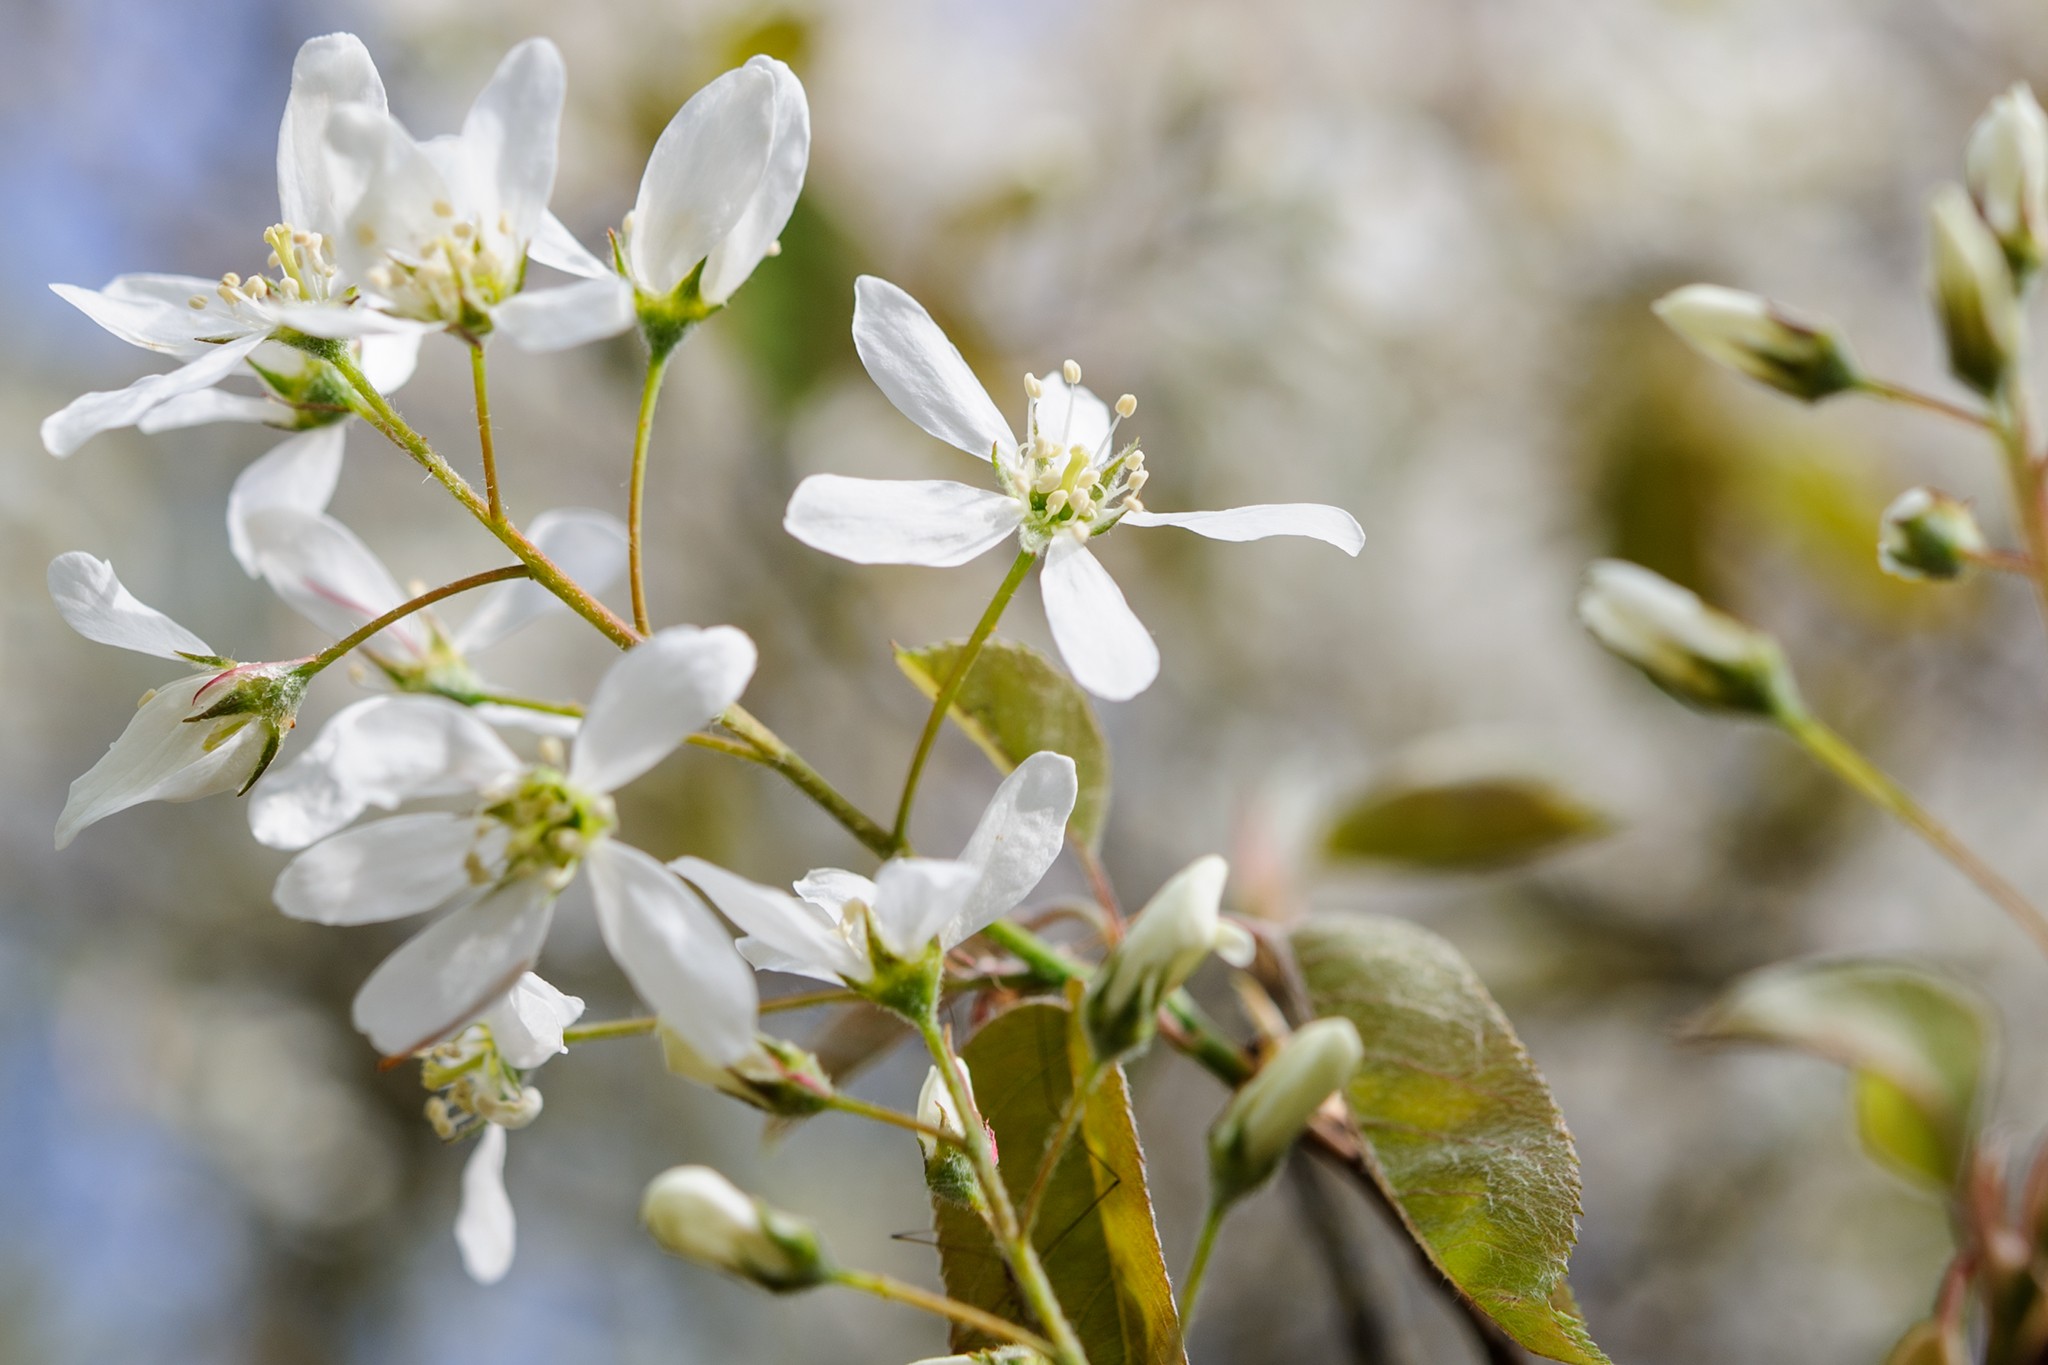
[1024,373,1044,398]
[765,239,783,257]
[1063,359,1081,384]
[1116,393,1137,418]
[1044,489,1070,515]
[432,199,454,218]
[187,295,208,310]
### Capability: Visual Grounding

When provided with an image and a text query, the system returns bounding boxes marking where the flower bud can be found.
[661,1028,834,1118]
[1207,1018,1363,1207]
[640,1166,830,1291]
[1576,560,1802,719]
[1932,184,2022,396]
[917,1058,983,1207]
[1082,856,1254,1062]
[1653,285,1860,402]
[1879,487,1987,582]
[1967,83,2048,278]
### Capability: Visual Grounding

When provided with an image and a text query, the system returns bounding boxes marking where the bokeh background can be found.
[7,0,2048,1361]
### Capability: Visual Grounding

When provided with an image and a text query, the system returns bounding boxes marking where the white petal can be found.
[733,937,846,985]
[278,32,388,234]
[274,812,484,925]
[56,673,268,849]
[1041,536,1159,701]
[240,507,423,657]
[699,57,810,306]
[351,878,555,1057]
[471,704,581,740]
[50,277,223,357]
[455,507,628,652]
[249,697,521,849]
[227,427,347,575]
[783,476,1021,566]
[1030,373,1113,461]
[48,552,212,659]
[358,331,423,393]
[455,1124,516,1285]
[628,62,777,295]
[569,626,757,793]
[456,38,566,250]
[669,856,868,982]
[793,868,876,919]
[870,858,981,958]
[588,842,757,1067]
[137,389,282,434]
[944,751,1078,947]
[1119,504,1365,555]
[494,277,636,352]
[851,276,1015,462]
[326,106,451,287]
[272,302,438,340]
[482,973,585,1070]
[42,334,268,457]
[529,211,612,279]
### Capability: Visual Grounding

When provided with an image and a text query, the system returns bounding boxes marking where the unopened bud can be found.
[661,1029,833,1117]
[1576,560,1801,718]
[1932,184,2022,396]
[1968,84,2048,278]
[917,1058,983,1207]
[1879,487,1987,582]
[1207,1018,1363,1207]
[1652,285,1859,402]
[640,1166,829,1291]
[1083,856,1254,1061]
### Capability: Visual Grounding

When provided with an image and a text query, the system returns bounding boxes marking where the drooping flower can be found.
[264,628,760,1062]
[43,34,434,457]
[783,277,1365,699]
[495,55,809,353]
[49,553,305,848]
[671,751,1077,985]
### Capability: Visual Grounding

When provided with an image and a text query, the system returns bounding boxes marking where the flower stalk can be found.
[298,564,532,678]
[471,342,503,523]
[628,350,673,636]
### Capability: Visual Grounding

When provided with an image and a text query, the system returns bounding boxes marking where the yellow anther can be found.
[1024,373,1044,398]
[187,295,207,310]
[137,688,157,709]
[452,221,473,239]
[1116,393,1137,418]
[1044,489,1069,515]
[432,199,454,217]
[355,222,378,246]
[220,272,241,288]
[1063,359,1081,384]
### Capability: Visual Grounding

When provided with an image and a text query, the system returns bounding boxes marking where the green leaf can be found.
[1323,774,1614,871]
[1292,916,1610,1365]
[1687,958,1991,1191]
[932,1001,1184,1365]
[896,639,1111,851]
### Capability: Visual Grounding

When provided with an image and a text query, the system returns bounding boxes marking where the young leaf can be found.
[1323,774,1614,871]
[1292,916,1610,1365]
[1687,958,1991,1191]
[930,1001,1184,1365]
[896,638,1112,850]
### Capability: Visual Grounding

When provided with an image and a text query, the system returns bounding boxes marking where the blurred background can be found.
[6,0,2048,1361]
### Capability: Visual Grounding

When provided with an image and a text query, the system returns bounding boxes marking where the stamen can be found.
[1063,359,1081,384]
[187,295,207,310]
[1116,393,1137,418]
[1024,373,1043,398]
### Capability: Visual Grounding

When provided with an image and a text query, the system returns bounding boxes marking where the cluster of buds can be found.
[661,1028,833,1117]
[1207,1018,1364,1208]
[420,1021,545,1140]
[1879,488,1989,582]
[1081,855,1253,1062]
[640,1165,831,1292]
[1576,560,1802,720]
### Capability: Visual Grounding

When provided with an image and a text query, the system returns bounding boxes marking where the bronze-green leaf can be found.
[1292,915,1610,1365]
[1323,775,1613,871]
[1687,958,1991,1191]
[932,1001,1184,1365]
[896,639,1111,851]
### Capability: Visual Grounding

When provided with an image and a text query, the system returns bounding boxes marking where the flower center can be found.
[361,204,518,330]
[480,763,616,886]
[420,1023,541,1138]
[997,362,1148,552]
[192,223,340,314]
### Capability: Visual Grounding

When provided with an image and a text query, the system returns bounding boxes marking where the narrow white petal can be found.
[57,674,268,849]
[50,278,222,356]
[351,878,555,1057]
[944,751,1078,947]
[470,704,581,740]
[669,855,867,982]
[493,277,636,352]
[358,331,423,393]
[482,973,585,1070]
[852,277,1016,461]
[272,303,439,341]
[871,858,981,958]
[455,1124,516,1285]
[629,62,777,295]
[249,697,521,849]
[699,57,810,306]
[457,38,566,250]
[48,553,212,659]
[792,868,876,918]
[588,842,757,1067]
[1120,503,1365,555]
[240,507,423,657]
[137,389,281,433]
[734,937,846,985]
[569,626,757,794]
[783,475,1021,566]
[42,334,267,457]
[1041,536,1159,701]
[226,427,347,575]
[278,32,389,233]
[529,211,612,279]
[274,812,483,925]
[455,507,628,652]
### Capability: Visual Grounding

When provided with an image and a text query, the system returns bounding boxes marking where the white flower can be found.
[43,34,433,457]
[671,751,1077,983]
[265,628,761,1061]
[783,277,1365,699]
[1082,855,1253,1059]
[322,38,570,334]
[495,56,809,352]
[49,552,305,849]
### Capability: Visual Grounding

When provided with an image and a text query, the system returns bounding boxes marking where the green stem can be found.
[471,341,503,523]
[299,566,529,677]
[892,549,1037,847]
[468,690,585,718]
[917,1018,1089,1365]
[1858,378,1991,430]
[628,351,672,636]
[1781,709,2048,959]
[562,1016,658,1046]
[722,705,897,857]
[1020,1059,1104,1238]
[1178,1201,1227,1328]
[824,1093,965,1149]
[830,1269,1057,1357]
